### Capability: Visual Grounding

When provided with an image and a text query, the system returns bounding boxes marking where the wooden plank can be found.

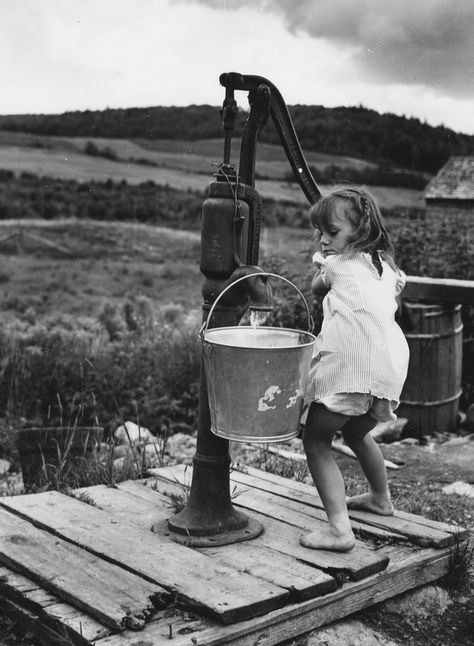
[148,472,389,581]
[0,571,199,646]
[405,275,474,305]
[1,596,75,646]
[77,480,338,602]
[265,443,400,469]
[95,544,452,646]
[147,465,397,554]
[0,565,40,596]
[74,483,171,528]
[218,464,466,547]
[0,508,165,631]
[200,543,337,601]
[95,611,209,646]
[226,467,406,543]
[0,491,288,625]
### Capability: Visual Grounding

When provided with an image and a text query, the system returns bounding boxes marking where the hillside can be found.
[1,104,473,174]
[0,132,425,217]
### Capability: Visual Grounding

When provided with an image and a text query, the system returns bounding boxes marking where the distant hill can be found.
[1,104,473,175]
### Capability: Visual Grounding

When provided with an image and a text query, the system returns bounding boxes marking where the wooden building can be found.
[424,155,474,220]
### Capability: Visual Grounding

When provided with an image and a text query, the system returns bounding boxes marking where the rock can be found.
[370,418,408,443]
[399,437,419,446]
[441,436,473,447]
[306,618,400,645]
[457,410,467,425]
[0,472,24,496]
[112,444,136,460]
[466,403,474,431]
[0,458,11,475]
[382,585,452,620]
[166,433,196,464]
[442,481,474,498]
[143,443,166,466]
[114,421,151,445]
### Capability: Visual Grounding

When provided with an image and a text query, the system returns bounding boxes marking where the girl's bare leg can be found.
[300,403,355,551]
[342,414,394,515]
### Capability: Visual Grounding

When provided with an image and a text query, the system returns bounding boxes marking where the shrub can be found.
[389,210,474,407]
[0,306,201,437]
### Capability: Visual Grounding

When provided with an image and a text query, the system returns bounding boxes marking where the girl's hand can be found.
[312,251,327,267]
[312,271,328,296]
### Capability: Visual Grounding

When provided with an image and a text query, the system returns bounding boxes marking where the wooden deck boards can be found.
[0,464,467,646]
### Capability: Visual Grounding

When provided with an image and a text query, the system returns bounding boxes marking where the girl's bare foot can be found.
[300,526,355,552]
[346,492,394,515]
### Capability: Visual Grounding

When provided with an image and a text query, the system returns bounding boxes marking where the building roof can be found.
[425,156,474,200]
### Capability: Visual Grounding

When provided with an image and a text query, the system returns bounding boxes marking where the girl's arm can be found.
[312,271,329,296]
[311,251,329,296]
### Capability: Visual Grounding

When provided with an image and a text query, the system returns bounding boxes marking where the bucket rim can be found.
[18,426,104,432]
[203,325,317,349]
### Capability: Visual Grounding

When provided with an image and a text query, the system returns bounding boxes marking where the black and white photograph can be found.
[0,1,473,645]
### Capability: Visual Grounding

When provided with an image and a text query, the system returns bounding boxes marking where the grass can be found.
[0,219,203,320]
[13,423,171,494]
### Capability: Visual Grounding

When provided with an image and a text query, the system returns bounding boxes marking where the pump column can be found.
[166,87,263,546]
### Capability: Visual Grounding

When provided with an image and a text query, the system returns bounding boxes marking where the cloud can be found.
[192,0,474,98]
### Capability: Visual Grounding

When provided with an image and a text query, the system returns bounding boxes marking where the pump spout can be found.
[220,265,273,321]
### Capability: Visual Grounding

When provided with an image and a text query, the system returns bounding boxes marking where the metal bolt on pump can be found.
[166,73,321,546]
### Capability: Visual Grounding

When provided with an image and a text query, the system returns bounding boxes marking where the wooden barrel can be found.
[16,426,103,491]
[398,303,463,436]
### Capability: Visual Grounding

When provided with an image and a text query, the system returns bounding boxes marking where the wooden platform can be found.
[0,464,468,646]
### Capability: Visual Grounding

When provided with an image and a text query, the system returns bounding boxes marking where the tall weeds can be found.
[0,299,201,438]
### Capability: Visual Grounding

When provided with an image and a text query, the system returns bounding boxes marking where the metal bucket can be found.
[201,273,317,443]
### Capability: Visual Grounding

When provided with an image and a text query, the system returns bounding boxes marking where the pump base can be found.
[153,517,263,547]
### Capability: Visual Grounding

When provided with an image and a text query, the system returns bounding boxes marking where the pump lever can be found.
[220,72,321,205]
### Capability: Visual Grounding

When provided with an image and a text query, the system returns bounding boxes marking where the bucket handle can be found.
[200,272,313,337]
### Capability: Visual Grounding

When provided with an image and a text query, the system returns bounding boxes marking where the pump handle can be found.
[220,72,321,205]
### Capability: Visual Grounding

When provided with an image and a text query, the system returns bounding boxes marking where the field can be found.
[0,130,398,325]
[0,219,314,324]
[0,130,424,210]
[0,219,203,321]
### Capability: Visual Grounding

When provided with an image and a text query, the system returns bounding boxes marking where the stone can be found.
[466,403,474,431]
[0,458,11,476]
[114,421,151,445]
[370,418,408,443]
[112,444,136,459]
[305,619,400,646]
[381,585,452,620]
[442,436,473,447]
[399,437,419,446]
[442,481,474,498]
[166,433,196,464]
[0,472,23,496]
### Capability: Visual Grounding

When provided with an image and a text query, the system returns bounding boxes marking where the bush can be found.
[390,211,474,408]
[0,304,201,437]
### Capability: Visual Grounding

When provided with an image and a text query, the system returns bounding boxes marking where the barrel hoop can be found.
[423,304,462,317]
[400,389,462,408]
[404,324,463,341]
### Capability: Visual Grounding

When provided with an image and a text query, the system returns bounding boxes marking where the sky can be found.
[1,0,473,134]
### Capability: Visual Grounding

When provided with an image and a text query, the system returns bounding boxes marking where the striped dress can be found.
[306,252,409,404]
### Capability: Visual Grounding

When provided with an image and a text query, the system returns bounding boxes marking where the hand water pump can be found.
[167,73,322,545]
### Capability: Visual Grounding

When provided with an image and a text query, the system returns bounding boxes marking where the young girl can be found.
[301,185,409,552]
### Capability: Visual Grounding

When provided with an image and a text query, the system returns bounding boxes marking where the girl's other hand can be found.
[312,251,327,266]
